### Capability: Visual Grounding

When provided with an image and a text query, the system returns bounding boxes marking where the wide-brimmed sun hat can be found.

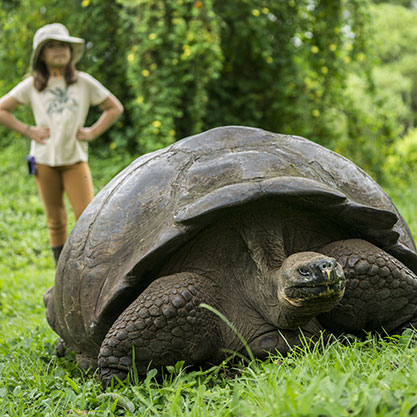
[30,23,85,69]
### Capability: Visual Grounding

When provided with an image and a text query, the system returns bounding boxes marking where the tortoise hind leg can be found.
[43,287,70,358]
[98,272,221,385]
[44,286,57,331]
[317,239,417,335]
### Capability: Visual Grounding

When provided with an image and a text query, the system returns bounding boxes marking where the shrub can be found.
[118,0,223,152]
[384,127,417,186]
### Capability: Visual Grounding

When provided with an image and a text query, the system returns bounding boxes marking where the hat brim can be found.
[30,35,85,69]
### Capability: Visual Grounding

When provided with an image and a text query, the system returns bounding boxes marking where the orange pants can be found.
[34,162,94,247]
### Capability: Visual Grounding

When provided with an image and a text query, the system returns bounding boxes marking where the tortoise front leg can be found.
[317,239,417,335]
[98,272,221,385]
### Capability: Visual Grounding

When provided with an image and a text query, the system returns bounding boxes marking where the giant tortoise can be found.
[44,126,417,384]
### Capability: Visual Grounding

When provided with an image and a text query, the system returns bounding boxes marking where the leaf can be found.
[147,368,158,380]
[64,375,80,394]
[97,393,135,414]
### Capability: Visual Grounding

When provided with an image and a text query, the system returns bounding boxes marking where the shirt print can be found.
[46,87,78,117]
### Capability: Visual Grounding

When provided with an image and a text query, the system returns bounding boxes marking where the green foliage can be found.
[0,1,378,157]
[66,0,129,148]
[333,72,403,181]
[372,0,417,9]
[118,0,223,152]
[343,2,417,183]
[205,0,372,150]
[386,181,417,239]
[0,141,52,271]
[2,0,417,183]
[371,3,417,129]
[320,1,417,182]
[384,127,417,186]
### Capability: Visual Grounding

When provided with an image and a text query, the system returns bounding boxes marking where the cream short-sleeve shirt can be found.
[10,72,110,166]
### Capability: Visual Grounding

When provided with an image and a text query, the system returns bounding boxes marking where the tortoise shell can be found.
[52,126,417,361]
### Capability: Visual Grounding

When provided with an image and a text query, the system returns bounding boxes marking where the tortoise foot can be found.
[318,239,417,335]
[97,272,221,381]
[100,366,129,388]
[56,338,68,357]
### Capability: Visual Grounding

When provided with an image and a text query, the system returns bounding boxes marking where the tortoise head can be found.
[268,252,345,329]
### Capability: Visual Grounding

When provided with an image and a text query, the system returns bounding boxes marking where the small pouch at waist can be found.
[27,156,37,175]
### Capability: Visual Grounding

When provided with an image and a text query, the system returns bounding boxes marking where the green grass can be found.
[2,139,417,416]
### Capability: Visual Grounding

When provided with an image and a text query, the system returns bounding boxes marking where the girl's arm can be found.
[0,94,50,144]
[76,93,123,142]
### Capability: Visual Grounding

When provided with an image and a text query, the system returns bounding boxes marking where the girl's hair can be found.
[33,44,78,91]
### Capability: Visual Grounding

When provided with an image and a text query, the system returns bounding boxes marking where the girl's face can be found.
[41,40,71,70]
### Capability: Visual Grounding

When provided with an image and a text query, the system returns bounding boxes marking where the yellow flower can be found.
[357,52,366,61]
[321,66,328,74]
[150,63,158,70]
[262,7,270,14]
[152,120,162,128]
[169,129,176,136]
[181,46,192,59]
[127,53,135,62]
[311,45,319,54]
[141,69,150,77]
[148,33,157,40]
[136,96,144,104]
[109,142,116,151]
[329,43,337,51]
[312,109,320,117]
[252,9,260,17]
[344,56,351,64]
[81,0,90,7]
[265,56,273,64]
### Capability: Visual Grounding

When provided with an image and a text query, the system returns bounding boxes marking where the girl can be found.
[0,23,124,264]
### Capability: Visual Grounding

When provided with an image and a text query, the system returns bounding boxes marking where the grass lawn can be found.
[2,139,417,416]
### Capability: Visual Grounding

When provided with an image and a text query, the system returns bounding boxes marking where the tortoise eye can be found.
[298,267,310,276]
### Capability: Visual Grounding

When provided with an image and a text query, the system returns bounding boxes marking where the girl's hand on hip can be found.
[76,127,96,142]
[27,126,50,144]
